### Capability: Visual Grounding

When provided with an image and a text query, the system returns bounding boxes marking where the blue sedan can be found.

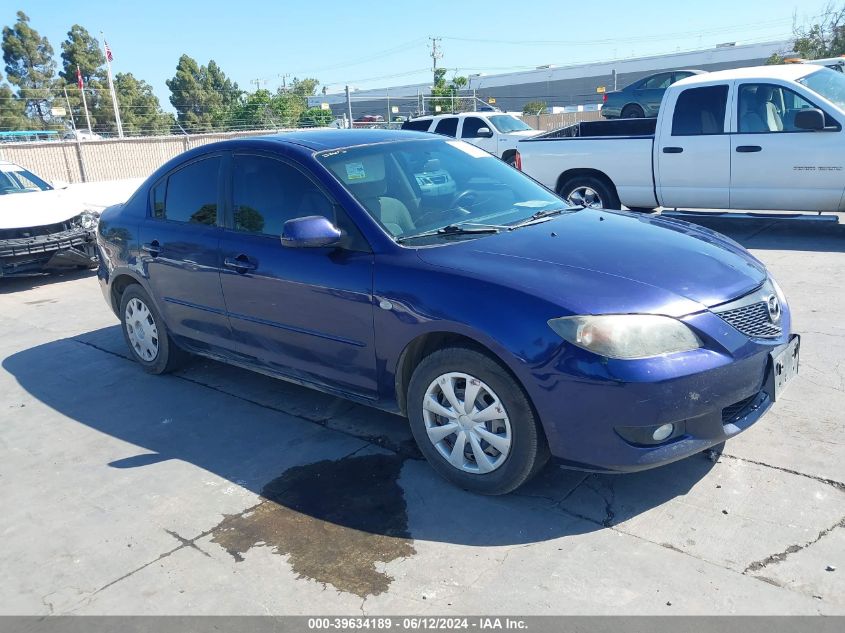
[96,129,799,494]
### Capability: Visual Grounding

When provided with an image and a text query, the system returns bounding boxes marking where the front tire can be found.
[119,284,188,374]
[407,347,549,495]
[559,175,621,210]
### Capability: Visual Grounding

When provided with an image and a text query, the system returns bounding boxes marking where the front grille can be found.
[717,301,782,339]
[0,216,80,240]
[722,393,759,423]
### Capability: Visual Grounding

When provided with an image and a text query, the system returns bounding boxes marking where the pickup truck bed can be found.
[534,118,656,139]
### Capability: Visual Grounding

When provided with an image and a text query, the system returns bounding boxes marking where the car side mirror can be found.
[794,108,826,131]
[281,215,342,248]
[475,127,494,138]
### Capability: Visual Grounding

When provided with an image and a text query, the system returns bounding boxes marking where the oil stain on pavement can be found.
[210,453,415,598]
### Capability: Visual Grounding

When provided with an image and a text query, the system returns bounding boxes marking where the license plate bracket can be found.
[765,334,800,401]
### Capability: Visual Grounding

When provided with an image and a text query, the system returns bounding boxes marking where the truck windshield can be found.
[317,138,563,242]
[798,68,845,110]
[488,115,533,133]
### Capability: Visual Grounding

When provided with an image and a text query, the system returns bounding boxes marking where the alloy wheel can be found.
[566,186,603,209]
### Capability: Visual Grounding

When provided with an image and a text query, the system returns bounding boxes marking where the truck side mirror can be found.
[475,127,494,138]
[794,108,826,131]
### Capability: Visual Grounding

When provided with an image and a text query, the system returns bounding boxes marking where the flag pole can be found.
[101,32,124,139]
[63,87,77,134]
[77,65,94,135]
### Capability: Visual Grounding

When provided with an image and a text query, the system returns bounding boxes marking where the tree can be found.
[166,55,241,132]
[522,100,547,115]
[429,69,469,114]
[0,74,27,131]
[288,77,319,97]
[794,2,845,58]
[298,106,333,127]
[114,72,174,136]
[768,2,845,63]
[2,11,58,127]
[58,25,110,134]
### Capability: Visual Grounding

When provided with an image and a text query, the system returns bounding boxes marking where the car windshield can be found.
[317,138,564,243]
[0,167,52,195]
[488,115,533,133]
[798,68,845,110]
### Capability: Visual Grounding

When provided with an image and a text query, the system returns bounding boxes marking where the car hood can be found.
[415,209,766,315]
[0,178,141,230]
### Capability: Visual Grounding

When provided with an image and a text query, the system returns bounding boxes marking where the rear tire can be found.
[621,104,645,119]
[119,284,188,375]
[407,347,549,495]
[559,175,621,210]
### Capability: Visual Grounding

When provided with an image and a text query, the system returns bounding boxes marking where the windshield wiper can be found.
[508,207,570,229]
[395,222,504,243]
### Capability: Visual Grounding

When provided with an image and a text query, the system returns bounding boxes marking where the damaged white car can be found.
[0,161,139,277]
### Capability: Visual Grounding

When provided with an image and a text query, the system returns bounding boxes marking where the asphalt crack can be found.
[743,516,845,574]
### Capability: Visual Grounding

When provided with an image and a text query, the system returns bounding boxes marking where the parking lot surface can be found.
[1,216,843,615]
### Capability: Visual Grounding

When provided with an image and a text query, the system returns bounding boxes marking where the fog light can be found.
[652,423,674,442]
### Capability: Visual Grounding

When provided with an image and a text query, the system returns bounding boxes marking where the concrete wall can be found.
[0,129,287,185]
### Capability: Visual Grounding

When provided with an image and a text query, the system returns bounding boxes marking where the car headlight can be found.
[79,210,99,230]
[548,314,702,359]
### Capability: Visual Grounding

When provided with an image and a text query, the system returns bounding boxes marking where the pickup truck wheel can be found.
[622,104,645,118]
[407,347,549,495]
[559,176,621,210]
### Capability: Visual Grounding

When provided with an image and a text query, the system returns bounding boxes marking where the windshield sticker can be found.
[345,162,367,180]
[446,140,492,159]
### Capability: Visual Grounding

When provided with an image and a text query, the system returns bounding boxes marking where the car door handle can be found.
[141,240,161,256]
[224,255,257,273]
[662,147,684,154]
[736,145,762,153]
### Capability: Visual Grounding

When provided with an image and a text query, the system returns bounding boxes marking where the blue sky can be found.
[7,0,822,110]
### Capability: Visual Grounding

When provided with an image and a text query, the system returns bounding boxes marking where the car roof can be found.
[672,64,817,87]
[408,111,510,122]
[252,128,432,150]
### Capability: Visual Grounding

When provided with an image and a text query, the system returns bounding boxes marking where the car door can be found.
[218,152,378,398]
[433,116,459,138]
[730,82,845,211]
[655,84,731,209]
[636,72,674,116]
[459,116,497,154]
[138,154,231,348]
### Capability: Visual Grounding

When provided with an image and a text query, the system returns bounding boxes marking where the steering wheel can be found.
[452,189,479,213]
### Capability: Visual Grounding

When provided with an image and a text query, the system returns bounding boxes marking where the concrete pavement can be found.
[0,218,842,615]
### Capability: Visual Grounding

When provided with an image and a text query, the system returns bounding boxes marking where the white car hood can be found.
[0,178,142,230]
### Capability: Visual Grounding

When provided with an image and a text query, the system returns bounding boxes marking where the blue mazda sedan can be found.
[96,129,799,494]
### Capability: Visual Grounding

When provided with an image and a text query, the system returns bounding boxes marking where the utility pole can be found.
[345,85,354,129]
[279,74,291,92]
[251,78,267,92]
[429,36,443,85]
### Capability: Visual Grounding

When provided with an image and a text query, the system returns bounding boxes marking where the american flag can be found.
[104,40,113,63]
[76,65,83,89]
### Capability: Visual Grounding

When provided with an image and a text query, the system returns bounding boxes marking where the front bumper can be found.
[531,310,794,473]
[0,227,98,277]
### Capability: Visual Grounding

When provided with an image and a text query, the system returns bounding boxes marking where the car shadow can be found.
[666,213,845,253]
[3,327,718,548]
[0,268,96,294]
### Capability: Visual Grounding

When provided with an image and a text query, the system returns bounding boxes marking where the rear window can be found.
[433,117,459,137]
[671,85,728,136]
[402,119,433,132]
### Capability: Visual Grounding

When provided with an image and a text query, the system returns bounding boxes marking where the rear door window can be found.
[402,119,433,132]
[671,85,728,135]
[433,117,459,137]
[154,156,221,224]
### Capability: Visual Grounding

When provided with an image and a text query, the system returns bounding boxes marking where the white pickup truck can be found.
[518,64,845,212]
